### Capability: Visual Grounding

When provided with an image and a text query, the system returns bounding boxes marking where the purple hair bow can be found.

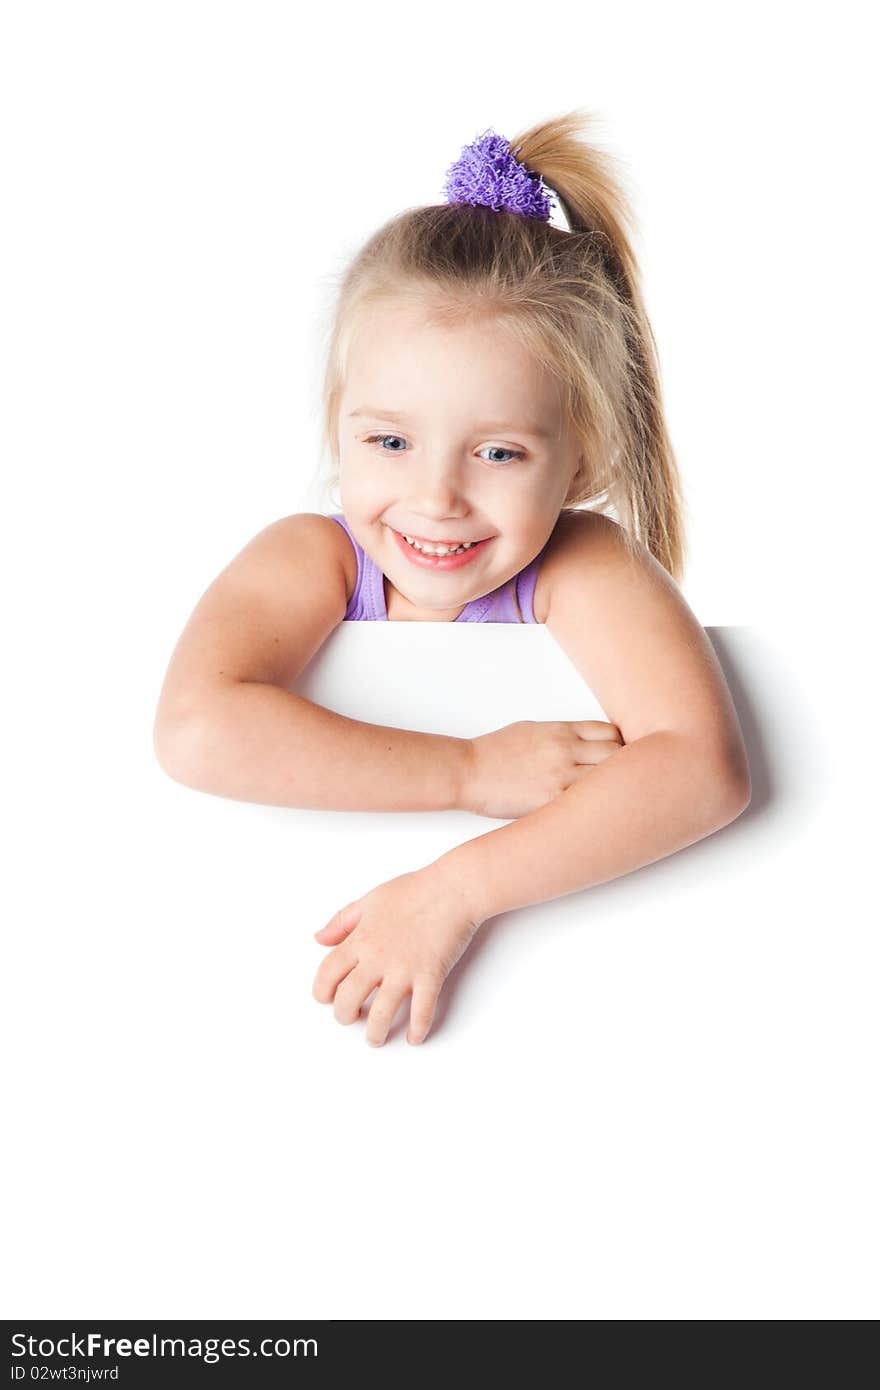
[444,128,555,222]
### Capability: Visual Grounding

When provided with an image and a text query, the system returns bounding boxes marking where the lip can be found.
[389,527,494,570]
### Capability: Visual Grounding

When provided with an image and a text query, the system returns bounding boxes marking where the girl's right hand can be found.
[460,719,624,820]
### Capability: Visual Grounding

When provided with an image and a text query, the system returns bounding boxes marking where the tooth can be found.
[402,534,475,555]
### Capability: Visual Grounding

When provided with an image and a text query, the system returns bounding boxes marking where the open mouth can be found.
[390,527,493,570]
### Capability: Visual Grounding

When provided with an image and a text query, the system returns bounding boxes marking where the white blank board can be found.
[7,620,871,1321]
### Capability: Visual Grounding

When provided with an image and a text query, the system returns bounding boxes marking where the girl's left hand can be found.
[312,864,482,1047]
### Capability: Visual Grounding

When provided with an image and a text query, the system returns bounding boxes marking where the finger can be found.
[573,738,624,766]
[573,720,623,743]
[315,900,363,944]
[334,963,382,1026]
[312,945,358,1004]
[366,978,410,1048]
[407,978,440,1045]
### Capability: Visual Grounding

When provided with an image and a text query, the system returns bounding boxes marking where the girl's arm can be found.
[164,680,470,812]
[433,725,747,923]
[153,513,470,812]
[438,509,751,918]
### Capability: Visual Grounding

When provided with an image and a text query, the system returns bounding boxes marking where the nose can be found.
[406,451,470,521]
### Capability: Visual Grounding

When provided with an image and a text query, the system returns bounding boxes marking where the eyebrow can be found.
[347,407,554,441]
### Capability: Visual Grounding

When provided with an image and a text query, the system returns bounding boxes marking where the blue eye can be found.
[478,446,524,465]
[363,435,524,466]
[366,434,408,452]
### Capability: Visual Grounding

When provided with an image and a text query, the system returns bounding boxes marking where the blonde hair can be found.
[313,109,688,580]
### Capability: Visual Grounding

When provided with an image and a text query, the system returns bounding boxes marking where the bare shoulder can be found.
[536,508,749,779]
[155,512,358,722]
[533,508,613,623]
[259,511,358,604]
[322,513,359,603]
[221,509,359,629]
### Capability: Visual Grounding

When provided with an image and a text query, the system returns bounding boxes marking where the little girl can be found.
[154,111,751,1048]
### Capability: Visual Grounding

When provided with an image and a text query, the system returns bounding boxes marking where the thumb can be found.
[314,900,363,944]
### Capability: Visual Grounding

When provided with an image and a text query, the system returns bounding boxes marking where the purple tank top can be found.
[329,513,549,623]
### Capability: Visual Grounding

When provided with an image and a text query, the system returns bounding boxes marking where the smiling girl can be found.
[154,112,751,1047]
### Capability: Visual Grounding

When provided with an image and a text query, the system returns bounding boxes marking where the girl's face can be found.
[337,298,584,620]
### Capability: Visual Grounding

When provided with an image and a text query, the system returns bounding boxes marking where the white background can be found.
[2,0,877,1320]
